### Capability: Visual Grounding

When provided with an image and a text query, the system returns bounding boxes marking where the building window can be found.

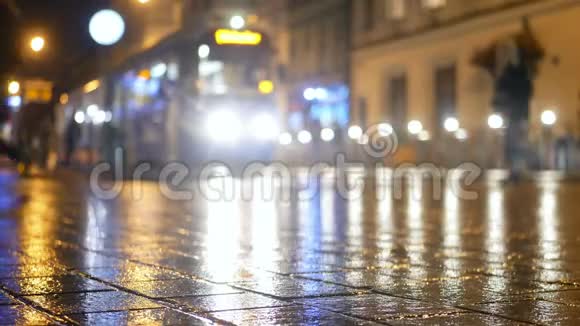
[422,0,446,10]
[387,0,406,19]
[387,73,407,131]
[434,64,457,133]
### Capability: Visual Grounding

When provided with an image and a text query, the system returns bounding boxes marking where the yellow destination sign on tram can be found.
[215,29,262,46]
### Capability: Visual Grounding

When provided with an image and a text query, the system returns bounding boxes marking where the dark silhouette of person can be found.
[493,51,533,173]
[64,118,81,165]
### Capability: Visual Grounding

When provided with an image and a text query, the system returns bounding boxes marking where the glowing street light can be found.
[229,15,245,30]
[443,117,460,133]
[7,96,21,108]
[303,88,316,101]
[487,113,504,129]
[30,36,45,52]
[59,93,69,105]
[541,109,557,126]
[377,123,393,137]
[7,81,20,95]
[87,104,100,120]
[84,80,100,93]
[150,63,167,78]
[74,111,86,124]
[137,0,150,3]
[93,110,107,125]
[198,44,210,59]
[407,120,423,135]
[320,128,335,142]
[297,130,312,144]
[303,87,329,101]
[540,109,557,169]
[89,9,125,46]
[348,125,363,140]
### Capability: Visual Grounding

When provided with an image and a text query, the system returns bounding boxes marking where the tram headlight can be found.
[206,110,242,143]
[251,113,279,141]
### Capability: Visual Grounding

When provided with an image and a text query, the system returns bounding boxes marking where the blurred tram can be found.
[56,27,278,171]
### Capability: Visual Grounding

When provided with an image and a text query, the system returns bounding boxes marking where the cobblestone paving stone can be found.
[207,305,377,325]
[173,292,293,313]
[0,275,113,296]
[0,292,15,306]
[1,170,580,324]
[121,279,243,299]
[0,305,56,325]
[66,309,211,325]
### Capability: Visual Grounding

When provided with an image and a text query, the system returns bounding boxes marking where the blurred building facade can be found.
[352,0,580,145]
[285,0,351,133]
[107,0,184,67]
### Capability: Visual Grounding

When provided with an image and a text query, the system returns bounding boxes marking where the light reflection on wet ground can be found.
[1,169,580,324]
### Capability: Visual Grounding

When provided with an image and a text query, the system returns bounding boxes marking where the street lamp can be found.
[377,123,394,137]
[487,113,505,169]
[541,109,557,169]
[87,9,125,165]
[303,88,316,101]
[488,114,504,130]
[443,117,459,133]
[87,104,100,121]
[348,125,363,140]
[74,111,86,124]
[321,128,335,142]
[7,81,20,95]
[30,36,45,53]
[230,15,246,30]
[89,10,126,46]
[59,93,69,105]
[407,120,423,135]
[541,109,557,126]
[198,44,210,59]
[297,130,312,144]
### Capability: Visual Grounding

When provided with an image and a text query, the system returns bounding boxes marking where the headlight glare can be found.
[251,113,279,141]
[206,110,242,143]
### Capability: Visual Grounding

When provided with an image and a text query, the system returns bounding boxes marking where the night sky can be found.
[1,0,110,75]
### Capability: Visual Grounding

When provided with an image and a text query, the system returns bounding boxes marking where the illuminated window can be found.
[387,0,406,19]
[422,0,446,9]
[198,60,227,95]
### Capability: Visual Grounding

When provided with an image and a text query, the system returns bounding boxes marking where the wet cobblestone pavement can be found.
[1,169,580,325]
